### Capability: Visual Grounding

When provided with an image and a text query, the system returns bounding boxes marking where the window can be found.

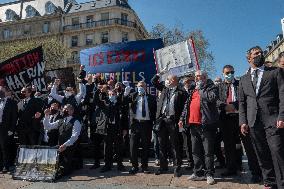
[71,51,79,61]
[71,36,78,47]
[86,15,93,27]
[23,25,31,35]
[122,32,128,42]
[43,22,50,33]
[101,32,109,43]
[3,29,12,39]
[121,13,128,25]
[101,12,109,26]
[5,9,16,21]
[26,5,36,18]
[72,17,80,29]
[45,1,56,14]
[86,34,94,45]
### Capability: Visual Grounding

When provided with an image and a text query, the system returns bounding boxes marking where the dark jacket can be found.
[180,79,219,126]
[216,79,239,115]
[151,74,187,124]
[0,98,18,135]
[92,89,121,135]
[117,92,130,130]
[125,92,157,126]
[239,67,284,128]
[18,97,44,132]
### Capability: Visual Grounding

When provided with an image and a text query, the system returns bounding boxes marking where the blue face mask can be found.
[137,87,145,95]
[224,73,234,82]
[109,95,117,103]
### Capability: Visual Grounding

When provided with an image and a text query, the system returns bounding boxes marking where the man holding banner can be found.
[151,73,187,177]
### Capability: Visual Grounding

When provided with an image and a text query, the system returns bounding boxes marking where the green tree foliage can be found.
[0,37,71,70]
[150,24,215,76]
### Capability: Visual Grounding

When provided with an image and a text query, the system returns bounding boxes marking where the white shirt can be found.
[162,87,176,116]
[250,65,264,95]
[43,113,60,143]
[0,97,7,123]
[135,95,150,120]
[50,83,86,104]
[43,115,81,147]
[227,80,236,103]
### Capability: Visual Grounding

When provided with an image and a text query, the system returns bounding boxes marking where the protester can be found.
[43,104,82,176]
[0,86,17,173]
[43,102,62,146]
[180,76,195,170]
[278,52,284,68]
[17,86,45,145]
[90,85,125,172]
[217,65,262,182]
[179,70,219,185]
[151,73,187,177]
[124,81,157,174]
[239,46,284,189]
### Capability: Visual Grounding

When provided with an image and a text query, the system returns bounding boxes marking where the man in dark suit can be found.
[124,81,157,174]
[239,46,284,189]
[0,86,17,173]
[151,74,187,177]
[218,65,261,182]
[17,86,45,145]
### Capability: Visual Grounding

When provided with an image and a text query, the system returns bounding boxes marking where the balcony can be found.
[63,18,137,31]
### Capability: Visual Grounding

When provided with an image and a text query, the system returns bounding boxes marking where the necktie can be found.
[226,84,233,104]
[23,99,28,109]
[141,95,146,117]
[252,69,258,91]
[165,89,172,116]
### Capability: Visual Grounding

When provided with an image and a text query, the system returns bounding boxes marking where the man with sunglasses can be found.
[217,65,261,183]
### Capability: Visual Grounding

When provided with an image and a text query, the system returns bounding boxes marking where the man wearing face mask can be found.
[50,79,86,118]
[239,46,284,189]
[179,70,219,185]
[43,104,81,176]
[151,73,187,177]
[217,65,262,182]
[90,87,125,172]
[17,86,45,145]
[123,81,156,174]
[0,86,17,173]
[181,76,195,170]
[42,102,62,146]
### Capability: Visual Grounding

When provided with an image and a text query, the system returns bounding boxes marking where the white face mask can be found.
[65,91,72,97]
[165,80,171,88]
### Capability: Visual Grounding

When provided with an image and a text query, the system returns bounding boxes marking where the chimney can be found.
[282,18,284,36]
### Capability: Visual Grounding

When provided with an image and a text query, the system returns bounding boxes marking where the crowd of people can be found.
[0,46,284,189]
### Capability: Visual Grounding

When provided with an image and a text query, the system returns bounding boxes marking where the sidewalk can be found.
[0,160,263,189]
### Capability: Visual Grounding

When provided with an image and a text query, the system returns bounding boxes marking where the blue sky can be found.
[1,0,284,78]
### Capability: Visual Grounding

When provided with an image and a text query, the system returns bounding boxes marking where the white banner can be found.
[155,41,195,80]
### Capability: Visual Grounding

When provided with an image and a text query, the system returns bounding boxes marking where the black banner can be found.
[0,46,46,98]
[44,67,75,89]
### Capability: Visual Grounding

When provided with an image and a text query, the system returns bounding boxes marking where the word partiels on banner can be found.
[88,50,146,66]
[5,61,47,92]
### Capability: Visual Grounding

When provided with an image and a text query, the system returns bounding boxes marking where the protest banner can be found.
[155,40,196,80]
[13,146,59,182]
[44,67,75,89]
[0,46,46,99]
[80,39,164,95]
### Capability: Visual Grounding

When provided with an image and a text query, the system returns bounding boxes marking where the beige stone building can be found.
[264,18,284,63]
[0,0,148,67]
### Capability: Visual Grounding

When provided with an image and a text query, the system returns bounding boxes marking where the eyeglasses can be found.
[224,71,235,75]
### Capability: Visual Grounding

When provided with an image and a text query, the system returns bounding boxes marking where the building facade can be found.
[264,18,284,63]
[0,0,148,66]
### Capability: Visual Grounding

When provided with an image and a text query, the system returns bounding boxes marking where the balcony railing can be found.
[63,18,137,31]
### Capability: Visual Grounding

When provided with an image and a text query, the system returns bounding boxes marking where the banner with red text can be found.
[80,39,164,95]
[0,46,46,99]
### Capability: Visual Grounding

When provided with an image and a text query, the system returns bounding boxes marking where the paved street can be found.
[0,159,263,189]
